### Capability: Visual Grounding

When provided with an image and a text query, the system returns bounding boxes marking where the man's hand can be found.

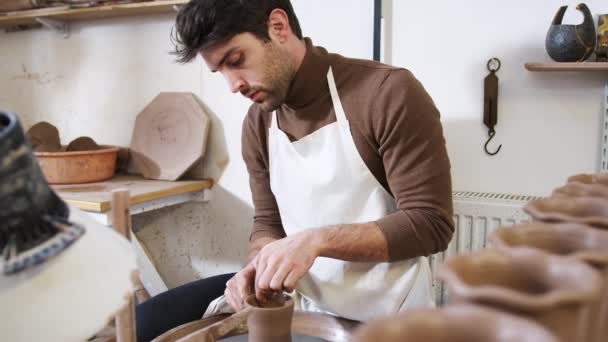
[254,231,319,303]
[224,261,256,311]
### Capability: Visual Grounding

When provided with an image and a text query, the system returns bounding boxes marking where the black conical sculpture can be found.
[0,111,84,275]
[546,3,596,62]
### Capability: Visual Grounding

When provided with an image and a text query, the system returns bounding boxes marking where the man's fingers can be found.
[283,268,304,291]
[256,259,279,292]
[269,263,291,291]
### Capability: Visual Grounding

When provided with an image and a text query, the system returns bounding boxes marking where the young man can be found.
[136,0,453,340]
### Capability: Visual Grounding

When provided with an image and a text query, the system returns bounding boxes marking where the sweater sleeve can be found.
[371,69,454,261]
[241,109,286,242]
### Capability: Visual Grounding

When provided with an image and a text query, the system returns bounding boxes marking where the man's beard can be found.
[256,42,296,112]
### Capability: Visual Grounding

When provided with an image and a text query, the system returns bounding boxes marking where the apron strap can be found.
[270,110,279,132]
[327,67,348,124]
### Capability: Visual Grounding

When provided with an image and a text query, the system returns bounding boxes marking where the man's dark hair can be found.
[172,0,303,63]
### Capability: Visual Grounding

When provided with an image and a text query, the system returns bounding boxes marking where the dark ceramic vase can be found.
[0,111,82,275]
[546,3,596,62]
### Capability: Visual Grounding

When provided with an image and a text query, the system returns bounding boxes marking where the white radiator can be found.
[429,191,543,305]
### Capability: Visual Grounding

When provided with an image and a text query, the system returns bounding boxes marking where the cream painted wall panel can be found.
[391,0,606,196]
[1,14,200,146]
[292,0,374,59]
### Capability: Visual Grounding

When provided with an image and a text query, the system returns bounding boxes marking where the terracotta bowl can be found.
[351,305,558,342]
[34,145,119,184]
[552,181,608,199]
[490,223,608,342]
[524,196,608,229]
[438,248,601,342]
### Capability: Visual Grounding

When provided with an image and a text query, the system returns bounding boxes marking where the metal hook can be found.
[484,128,502,156]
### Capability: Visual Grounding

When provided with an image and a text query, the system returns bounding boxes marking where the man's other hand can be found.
[224,262,256,311]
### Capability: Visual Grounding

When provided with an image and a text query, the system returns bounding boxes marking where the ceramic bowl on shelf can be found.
[34,145,119,184]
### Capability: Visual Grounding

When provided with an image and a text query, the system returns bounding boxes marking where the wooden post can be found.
[112,189,136,342]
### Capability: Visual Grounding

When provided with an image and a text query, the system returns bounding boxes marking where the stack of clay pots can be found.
[353,173,608,342]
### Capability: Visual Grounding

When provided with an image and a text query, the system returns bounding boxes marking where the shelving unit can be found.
[0,0,188,36]
[53,174,214,296]
[525,61,608,172]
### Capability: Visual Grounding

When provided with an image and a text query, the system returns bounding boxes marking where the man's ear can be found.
[267,8,291,43]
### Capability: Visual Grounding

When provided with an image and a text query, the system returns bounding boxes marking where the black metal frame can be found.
[373,0,382,61]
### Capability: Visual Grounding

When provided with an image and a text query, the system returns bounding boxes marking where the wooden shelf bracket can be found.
[35,17,69,38]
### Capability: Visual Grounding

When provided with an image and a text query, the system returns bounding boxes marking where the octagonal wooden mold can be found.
[130,93,210,181]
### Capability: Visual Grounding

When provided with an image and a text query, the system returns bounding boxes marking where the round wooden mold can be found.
[130,93,210,181]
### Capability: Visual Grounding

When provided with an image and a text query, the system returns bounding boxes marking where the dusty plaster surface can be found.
[133,185,252,288]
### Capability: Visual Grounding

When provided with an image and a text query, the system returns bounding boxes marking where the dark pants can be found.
[135,273,235,342]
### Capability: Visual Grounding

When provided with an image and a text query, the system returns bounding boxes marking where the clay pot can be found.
[490,223,608,342]
[552,181,608,199]
[438,248,601,342]
[351,304,558,342]
[568,173,608,186]
[545,3,596,62]
[524,196,608,229]
[244,294,294,342]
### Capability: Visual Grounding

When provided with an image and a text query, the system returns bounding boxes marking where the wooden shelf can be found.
[0,0,188,28]
[53,174,213,213]
[525,62,608,72]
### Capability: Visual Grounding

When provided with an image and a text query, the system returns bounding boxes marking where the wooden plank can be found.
[0,0,188,28]
[525,62,608,72]
[111,190,137,342]
[54,174,213,213]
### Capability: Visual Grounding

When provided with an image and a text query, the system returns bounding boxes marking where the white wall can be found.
[390,0,607,196]
[1,1,605,286]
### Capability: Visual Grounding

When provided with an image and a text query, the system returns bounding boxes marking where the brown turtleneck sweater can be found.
[242,38,454,261]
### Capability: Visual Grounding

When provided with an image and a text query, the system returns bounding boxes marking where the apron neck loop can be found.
[327,67,348,124]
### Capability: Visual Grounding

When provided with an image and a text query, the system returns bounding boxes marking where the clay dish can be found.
[552,181,608,199]
[568,173,608,186]
[66,136,99,152]
[26,121,61,152]
[490,223,608,342]
[438,248,601,342]
[490,222,608,266]
[351,304,558,342]
[524,196,608,228]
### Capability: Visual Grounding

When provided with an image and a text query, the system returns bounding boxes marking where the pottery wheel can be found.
[153,312,358,342]
[221,334,327,341]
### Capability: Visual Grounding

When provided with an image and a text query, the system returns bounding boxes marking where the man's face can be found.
[201,33,295,112]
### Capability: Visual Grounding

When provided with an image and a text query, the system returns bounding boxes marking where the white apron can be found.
[203,67,433,321]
